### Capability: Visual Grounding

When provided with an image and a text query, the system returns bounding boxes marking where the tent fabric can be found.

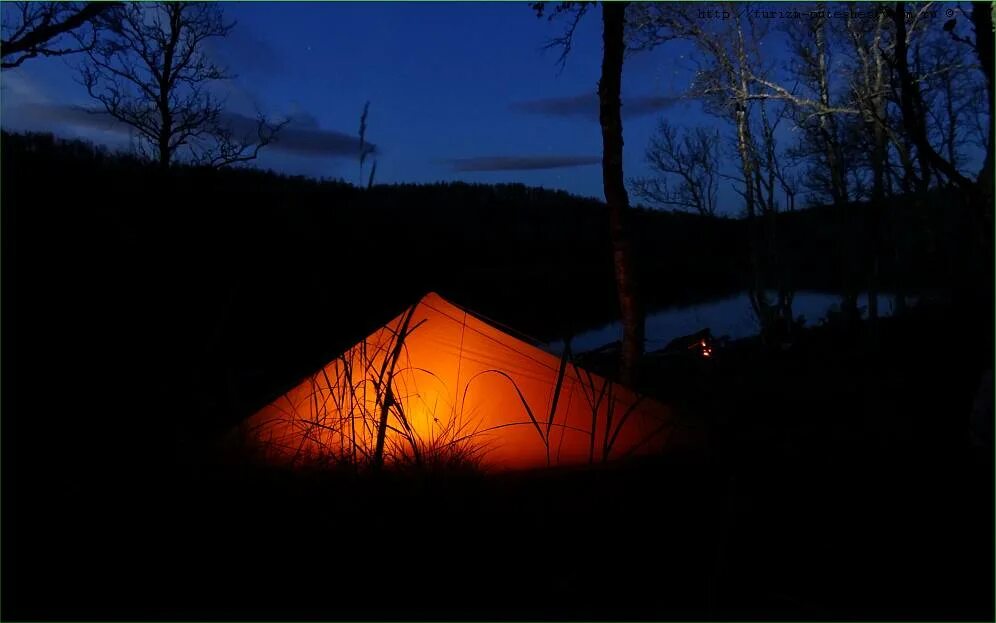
[241,292,672,470]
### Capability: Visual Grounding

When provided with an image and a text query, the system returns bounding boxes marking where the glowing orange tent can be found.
[241,293,672,470]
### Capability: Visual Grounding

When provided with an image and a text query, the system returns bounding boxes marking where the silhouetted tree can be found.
[943,0,994,227]
[79,2,284,169]
[1,2,118,69]
[783,9,864,322]
[629,2,796,338]
[840,4,892,324]
[840,5,892,201]
[534,1,644,385]
[891,2,976,192]
[630,120,720,216]
[942,2,994,181]
[968,1,994,197]
[783,11,850,205]
[599,2,644,385]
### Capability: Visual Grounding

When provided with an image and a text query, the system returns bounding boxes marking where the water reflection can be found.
[547,291,914,355]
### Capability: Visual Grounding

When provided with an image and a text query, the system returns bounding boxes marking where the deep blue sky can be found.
[1,2,711,202]
[1,2,982,210]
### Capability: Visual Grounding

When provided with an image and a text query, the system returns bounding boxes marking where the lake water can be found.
[546,291,913,355]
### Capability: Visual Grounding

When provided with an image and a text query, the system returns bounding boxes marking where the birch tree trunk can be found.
[599,1,644,386]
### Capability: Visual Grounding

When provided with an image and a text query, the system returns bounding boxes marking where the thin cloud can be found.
[510,93,594,118]
[510,93,679,120]
[448,155,600,172]
[1,104,375,159]
[221,111,375,158]
[0,70,52,104]
[1,102,122,134]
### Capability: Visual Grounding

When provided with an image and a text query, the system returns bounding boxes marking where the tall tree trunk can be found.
[157,6,181,170]
[158,136,170,169]
[157,82,171,168]
[736,108,771,341]
[971,0,994,258]
[868,120,886,328]
[972,1,994,197]
[867,42,887,328]
[893,2,974,190]
[812,17,857,327]
[599,1,643,386]
[157,97,171,167]
[729,19,773,342]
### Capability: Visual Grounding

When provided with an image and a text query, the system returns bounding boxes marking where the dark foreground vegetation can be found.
[3,132,992,620]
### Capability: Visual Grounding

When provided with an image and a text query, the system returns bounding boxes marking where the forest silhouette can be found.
[2,0,993,618]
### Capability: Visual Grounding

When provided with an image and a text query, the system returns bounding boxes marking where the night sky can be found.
[1,2,981,209]
[0,2,713,202]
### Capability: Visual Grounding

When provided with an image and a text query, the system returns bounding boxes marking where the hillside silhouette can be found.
[3,130,991,620]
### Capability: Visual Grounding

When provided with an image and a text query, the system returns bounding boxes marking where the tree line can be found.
[4,1,991,387]
[2,2,286,168]
[539,1,992,381]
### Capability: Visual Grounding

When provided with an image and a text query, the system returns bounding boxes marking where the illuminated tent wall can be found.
[241,293,672,470]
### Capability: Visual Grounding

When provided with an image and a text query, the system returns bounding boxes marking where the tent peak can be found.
[417,291,458,310]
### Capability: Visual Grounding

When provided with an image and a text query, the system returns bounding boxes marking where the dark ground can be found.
[2,133,993,620]
[5,297,991,621]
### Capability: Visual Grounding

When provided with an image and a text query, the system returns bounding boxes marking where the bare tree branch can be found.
[196,114,290,168]
[630,120,720,215]
[78,2,282,169]
[891,1,975,190]
[531,1,592,72]
[1,2,119,69]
